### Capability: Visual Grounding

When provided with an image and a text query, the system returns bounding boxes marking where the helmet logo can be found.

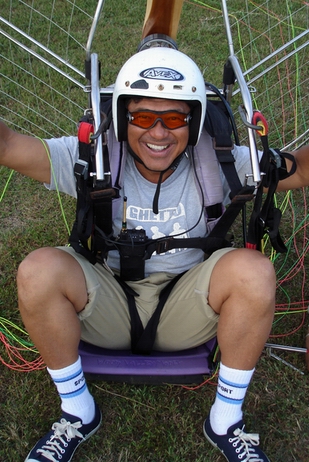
[140,67,184,81]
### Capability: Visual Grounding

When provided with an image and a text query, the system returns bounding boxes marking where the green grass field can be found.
[1,1,309,461]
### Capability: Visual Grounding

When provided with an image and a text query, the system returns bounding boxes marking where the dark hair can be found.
[125,96,144,108]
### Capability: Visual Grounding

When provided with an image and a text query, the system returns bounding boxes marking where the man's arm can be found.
[276,144,309,192]
[0,120,51,183]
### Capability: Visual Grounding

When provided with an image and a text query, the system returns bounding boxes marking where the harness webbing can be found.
[114,272,185,354]
[204,100,242,198]
[247,147,296,252]
[69,115,117,263]
[203,101,255,247]
[68,94,296,355]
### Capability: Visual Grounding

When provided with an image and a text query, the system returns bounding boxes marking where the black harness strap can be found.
[205,101,243,198]
[70,95,297,355]
[113,275,144,351]
[246,139,295,252]
[114,272,185,355]
[204,101,255,246]
[114,101,248,354]
[69,115,117,263]
[144,235,232,258]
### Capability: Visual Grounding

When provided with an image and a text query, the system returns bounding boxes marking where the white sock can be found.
[47,356,95,424]
[210,363,255,435]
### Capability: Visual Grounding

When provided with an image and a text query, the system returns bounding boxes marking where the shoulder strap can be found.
[69,105,117,263]
[203,99,255,245]
[205,100,243,198]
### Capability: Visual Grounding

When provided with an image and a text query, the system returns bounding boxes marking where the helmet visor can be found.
[127,110,191,130]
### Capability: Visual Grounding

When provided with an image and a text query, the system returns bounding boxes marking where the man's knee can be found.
[17,247,58,287]
[17,247,88,314]
[17,247,78,299]
[234,248,275,277]
[223,248,274,280]
[239,250,276,304]
[209,248,276,311]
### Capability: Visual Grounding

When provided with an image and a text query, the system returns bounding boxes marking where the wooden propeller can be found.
[142,0,184,41]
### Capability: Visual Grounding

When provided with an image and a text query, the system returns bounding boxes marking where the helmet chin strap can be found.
[127,143,185,214]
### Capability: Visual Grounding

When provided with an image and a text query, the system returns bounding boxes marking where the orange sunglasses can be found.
[127,110,191,130]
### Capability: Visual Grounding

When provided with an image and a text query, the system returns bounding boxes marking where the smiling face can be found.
[127,97,190,183]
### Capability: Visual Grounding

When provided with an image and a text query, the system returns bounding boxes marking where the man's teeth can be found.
[147,143,168,151]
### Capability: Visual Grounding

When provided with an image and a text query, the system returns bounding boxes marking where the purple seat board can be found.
[79,338,217,384]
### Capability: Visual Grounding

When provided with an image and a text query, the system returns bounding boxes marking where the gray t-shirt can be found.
[45,130,256,275]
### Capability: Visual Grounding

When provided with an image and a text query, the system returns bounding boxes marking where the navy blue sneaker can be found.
[25,402,102,462]
[203,416,270,461]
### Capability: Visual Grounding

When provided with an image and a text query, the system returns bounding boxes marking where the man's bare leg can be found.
[17,247,87,369]
[209,247,276,370]
[18,247,102,462]
[204,247,275,457]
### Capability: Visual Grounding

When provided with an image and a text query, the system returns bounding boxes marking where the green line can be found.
[0,169,14,202]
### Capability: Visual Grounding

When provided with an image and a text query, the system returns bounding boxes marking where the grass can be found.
[1,0,309,461]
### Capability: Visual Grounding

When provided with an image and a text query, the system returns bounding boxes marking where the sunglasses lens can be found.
[163,113,188,129]
[128,111,189,129]
[130,112,156,128]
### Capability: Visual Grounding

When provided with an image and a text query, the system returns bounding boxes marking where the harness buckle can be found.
[74,159,89,180]
[269,148,282,169]
[212,139,234,151]
[155,238,173,254]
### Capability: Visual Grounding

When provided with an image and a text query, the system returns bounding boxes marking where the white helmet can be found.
[112,47,206,146]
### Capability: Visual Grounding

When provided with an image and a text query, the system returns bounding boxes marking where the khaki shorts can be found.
[59,246,234,351]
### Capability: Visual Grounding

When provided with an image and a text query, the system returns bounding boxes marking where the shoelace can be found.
[229,427,264,461]
[36,418,83,462]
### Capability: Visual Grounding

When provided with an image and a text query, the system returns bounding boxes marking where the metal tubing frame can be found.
[221,0,308,366]
[0,27,84,88]
[242,30,309,82]
[265,343,307,354]
[90,53,105,182]
[0,16,85,81]
[221,0,261,184]
[1,0,107,88]
[86,0,106,60]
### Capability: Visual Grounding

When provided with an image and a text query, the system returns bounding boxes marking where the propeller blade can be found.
[142,0,184,40]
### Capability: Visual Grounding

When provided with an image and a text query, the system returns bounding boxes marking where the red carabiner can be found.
[252,111,268,137]
[78,121,94,144]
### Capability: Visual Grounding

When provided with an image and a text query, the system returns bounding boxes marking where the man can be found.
[1,46,309,462]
